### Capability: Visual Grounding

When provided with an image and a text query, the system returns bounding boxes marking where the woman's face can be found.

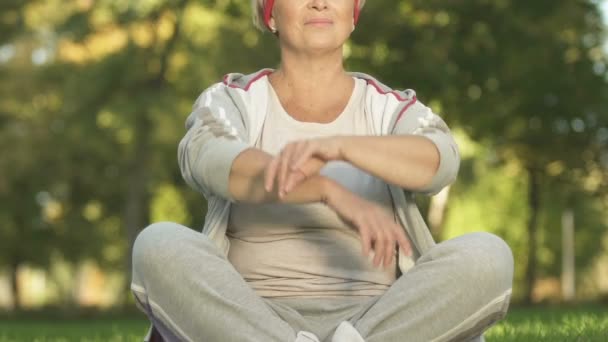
[270,0,355,53]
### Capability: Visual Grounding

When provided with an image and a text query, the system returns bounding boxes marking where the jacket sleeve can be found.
[178,83,251,201]
[390,100,460,195]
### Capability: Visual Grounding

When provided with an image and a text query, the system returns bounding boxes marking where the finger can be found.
[384,231,396,267]
[394,225,413,257]
[286,157,326,193]
[371,214,393,267]
[375,218,393,267]
[372,228,386,267]
[359,225,372,258]
[264,157,280,192]
[305,157,326,173]
[289,141,308,168]
[291,141,316,171]
[284,141,308,192]
[296,157,325,179]
[278,146,294,196]
[284,169,306,193]
[372,214,394,267]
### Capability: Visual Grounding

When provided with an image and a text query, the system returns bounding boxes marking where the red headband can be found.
[263,0,361,31]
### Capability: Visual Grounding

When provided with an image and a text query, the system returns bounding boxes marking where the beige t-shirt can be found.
[227,78,398,298]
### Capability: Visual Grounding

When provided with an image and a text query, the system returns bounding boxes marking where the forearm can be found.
[229,148,331,204]
[340,135,440,190]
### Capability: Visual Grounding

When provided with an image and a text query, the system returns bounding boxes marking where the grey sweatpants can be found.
[131,222,513,342]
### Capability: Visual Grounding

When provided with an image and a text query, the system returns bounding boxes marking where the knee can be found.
[133,221,179,254]
[459,232,514,295]
[425,232,513,329]
[132,222,186,276]
[132,222,219,278]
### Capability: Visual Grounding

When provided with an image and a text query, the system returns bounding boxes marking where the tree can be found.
[2,0,607,308]
[348,0,608,303]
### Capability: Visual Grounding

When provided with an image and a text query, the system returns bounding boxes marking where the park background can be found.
[1,0,607,340]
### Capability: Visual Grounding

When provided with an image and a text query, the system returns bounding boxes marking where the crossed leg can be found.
[131,222,299,342]
[342,232,513,342]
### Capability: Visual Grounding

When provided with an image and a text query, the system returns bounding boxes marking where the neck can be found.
[271,46,350,95]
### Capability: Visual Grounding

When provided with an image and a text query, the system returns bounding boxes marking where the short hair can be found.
[251,0,367,32]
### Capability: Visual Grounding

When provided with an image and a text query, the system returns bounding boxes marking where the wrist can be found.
[335,136,353,162]
[321,177,343,208]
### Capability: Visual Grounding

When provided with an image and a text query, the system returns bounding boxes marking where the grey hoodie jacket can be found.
[178,69,460,274]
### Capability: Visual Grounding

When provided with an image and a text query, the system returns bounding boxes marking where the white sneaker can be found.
[331,321,365,342]
[295,330,321,342]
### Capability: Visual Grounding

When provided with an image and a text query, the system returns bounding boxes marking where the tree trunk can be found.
[9,259,21,311]
[524,167,540,304]
[121,2,185,304]
[427,185,451,240]
[122,115,151,304]
[561,208,575,302]
[10,207,26,311]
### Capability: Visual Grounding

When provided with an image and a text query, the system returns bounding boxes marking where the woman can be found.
[131,0,514,341]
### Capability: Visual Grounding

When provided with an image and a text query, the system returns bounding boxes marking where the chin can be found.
[303,37,348,52]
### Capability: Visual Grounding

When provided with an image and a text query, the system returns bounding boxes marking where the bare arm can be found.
[281,103,459,196]
[280,135,441,194]
[339,135,440,191]
[228,148,331,204]
[230,147,413,266]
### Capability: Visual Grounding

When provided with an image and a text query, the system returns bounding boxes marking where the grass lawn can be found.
[0,304,606,341]
[485,304,608,342]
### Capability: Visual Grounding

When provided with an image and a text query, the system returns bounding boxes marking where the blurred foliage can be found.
[1,0,608,308]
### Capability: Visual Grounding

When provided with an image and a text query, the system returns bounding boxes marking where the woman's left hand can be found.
[264,137,345,198]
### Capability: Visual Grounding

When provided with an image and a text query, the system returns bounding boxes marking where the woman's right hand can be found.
[325,182,413,268]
